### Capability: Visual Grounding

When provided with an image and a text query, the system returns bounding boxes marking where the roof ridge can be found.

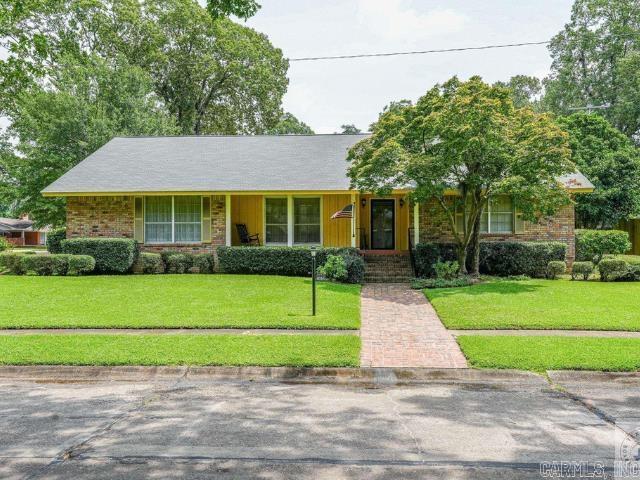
[113,133,371,139]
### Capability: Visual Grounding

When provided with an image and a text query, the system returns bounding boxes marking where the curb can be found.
[547,370,640,384]
[0,365,546,386]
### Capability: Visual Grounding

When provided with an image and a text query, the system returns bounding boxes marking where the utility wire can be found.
[288,40,551,62]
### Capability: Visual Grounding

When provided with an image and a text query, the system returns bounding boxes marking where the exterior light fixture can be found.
[399,198,405,208]
[361,198,367,208]
[310,246,317,316]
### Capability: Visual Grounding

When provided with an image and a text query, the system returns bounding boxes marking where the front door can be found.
[370,199,395,249]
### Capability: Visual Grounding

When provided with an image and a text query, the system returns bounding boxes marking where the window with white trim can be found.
[294,197,321,244]
[265,197,288,244]
[144,196,202,244]
[456,195,515,234]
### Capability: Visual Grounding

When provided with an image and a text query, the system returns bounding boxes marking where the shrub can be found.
[342,253,365,284]
[414,243,457,277]
[20,254,69,276]
[411,276,475,289]
[46,228,66,253]
[0,252,26,274]
[217,246,360,278]
[480,242,567,278]
[61,238,137,274]
[319,255,348,282]
[571,261,594,281]
[193,253,214,273]
[165,253,193,274]
[546,260,566,280]
[598,258,629,281]
[140,253,164,274]
[67,255,95,276]
[0,237,9,252]
[575,229,631,264]
[434,261,459,280]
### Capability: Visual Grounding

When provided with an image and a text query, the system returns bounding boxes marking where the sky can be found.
[242,0,574,133]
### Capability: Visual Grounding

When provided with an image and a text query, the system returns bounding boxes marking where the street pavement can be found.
[1,372,638,479]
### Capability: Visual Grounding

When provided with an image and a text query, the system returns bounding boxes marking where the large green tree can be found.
[0,0,289,134]
[494,75,543,109]
[266,112,314,134]
[0,56,178,227]
[544,0,640,140]
[558,112,640,228]
[348,77,574,275]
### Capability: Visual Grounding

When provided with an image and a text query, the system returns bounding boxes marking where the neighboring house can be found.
[42,135,594,261]
[0,216,49,246]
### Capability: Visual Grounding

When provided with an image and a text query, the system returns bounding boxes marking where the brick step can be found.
[364,277,412,283]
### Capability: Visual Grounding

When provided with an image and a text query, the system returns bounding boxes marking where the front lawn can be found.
[0,275,360,329]
[426,279,640,331]
[0,334,360,367]
[458,336,640,372]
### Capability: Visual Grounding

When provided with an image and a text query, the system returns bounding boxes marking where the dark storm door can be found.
[370,199,395,249]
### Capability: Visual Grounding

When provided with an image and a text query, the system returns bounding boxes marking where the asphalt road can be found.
[1,372,638,479]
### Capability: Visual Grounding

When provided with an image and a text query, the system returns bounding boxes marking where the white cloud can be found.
[355,0,467,43]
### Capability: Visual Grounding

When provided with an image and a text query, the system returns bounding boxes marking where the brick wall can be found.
[414,197,576,261]
[66,195,227,257]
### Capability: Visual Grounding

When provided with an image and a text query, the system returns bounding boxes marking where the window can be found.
[457,195,515,234]
[144,196,202,244]
[294,197,321,244]
[265,197,288,244]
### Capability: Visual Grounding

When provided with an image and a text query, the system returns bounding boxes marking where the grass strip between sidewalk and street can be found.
[0,334,361,367]
[457,335,640,372]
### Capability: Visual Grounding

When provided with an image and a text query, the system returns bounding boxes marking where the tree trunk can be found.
[456,242,468,275]
[469,212,481,277]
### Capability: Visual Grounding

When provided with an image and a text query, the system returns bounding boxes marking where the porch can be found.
[226,193,412,251]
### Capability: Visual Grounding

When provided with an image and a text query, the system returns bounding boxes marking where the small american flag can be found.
[331,204,354,219]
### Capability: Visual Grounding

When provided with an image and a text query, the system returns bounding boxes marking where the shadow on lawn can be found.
[426,280,545,301]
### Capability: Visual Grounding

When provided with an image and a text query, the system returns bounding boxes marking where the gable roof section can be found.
[42,135,369,195]
[42,134,594,195]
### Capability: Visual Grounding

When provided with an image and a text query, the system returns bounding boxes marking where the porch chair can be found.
[235,224,261,246]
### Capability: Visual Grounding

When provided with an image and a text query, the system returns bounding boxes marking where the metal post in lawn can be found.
[310,246,317,316]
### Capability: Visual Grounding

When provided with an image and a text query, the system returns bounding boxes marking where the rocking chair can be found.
[235,223,260,246]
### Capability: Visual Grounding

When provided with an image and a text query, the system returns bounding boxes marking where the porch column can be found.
[413,203,420,245]
[225,194,231,246]
[350,193,356,248]
[287,195,294,247]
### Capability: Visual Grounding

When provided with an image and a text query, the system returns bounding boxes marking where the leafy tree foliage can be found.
[348,77,574,275]
[494,75,543,109]
[1,57,178,227]
[340,124,362,134]
[265,112,314,134]
[544,0,640,140]
[206,0,260,20]
[558,113,640,228]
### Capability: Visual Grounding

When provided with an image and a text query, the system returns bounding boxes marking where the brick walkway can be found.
[360,284,468,368]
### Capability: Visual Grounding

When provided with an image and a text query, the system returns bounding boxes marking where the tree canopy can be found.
[340,124,362,134]
[348,77,574,274]
[557,113,640,228]
[266,112,314,135]
[206,0,260,20]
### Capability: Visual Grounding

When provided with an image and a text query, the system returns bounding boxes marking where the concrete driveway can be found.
[1,372,638,479]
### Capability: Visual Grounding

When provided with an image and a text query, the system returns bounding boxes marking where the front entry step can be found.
[363,253,413,283]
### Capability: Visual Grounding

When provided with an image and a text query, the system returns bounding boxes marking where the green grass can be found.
[0,275,360,329]
[425,279,640,331]
[0,334,360,367]
[458,336,640,372]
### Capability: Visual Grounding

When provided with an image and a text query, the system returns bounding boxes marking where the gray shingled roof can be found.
[43,135,369,194]
[42,134,594,194]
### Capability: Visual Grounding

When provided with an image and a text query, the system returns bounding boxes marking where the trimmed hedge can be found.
[165,253,193,274]
[217,246,363,283]
[61,238,137,274]
[46,228,66,253]
[414,241,567,278]
[157,251,214,273]
[571,261,594,281]
[193,253,214,274]
[0,252,27,274]
[599,255,640,282]
[546,260,567,280]
[575,229,631,264]
[19,254,95,276]
[140,253,164,274]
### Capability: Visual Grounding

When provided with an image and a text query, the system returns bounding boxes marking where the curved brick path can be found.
[360,284,468,368]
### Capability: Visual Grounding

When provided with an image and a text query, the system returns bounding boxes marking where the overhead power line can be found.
[288,40,550,62]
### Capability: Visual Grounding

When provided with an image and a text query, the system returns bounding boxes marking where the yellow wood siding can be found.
[230,195,263,245]
[322,194,352,247]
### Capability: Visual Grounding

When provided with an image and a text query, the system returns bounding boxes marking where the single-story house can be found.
[42,135,594,261]
[0,216,49,246]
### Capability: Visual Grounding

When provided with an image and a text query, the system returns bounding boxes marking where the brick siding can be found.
[66,195,227,258]
[413,197,576,262]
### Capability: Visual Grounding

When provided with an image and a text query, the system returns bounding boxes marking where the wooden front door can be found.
[370,199,395,249]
